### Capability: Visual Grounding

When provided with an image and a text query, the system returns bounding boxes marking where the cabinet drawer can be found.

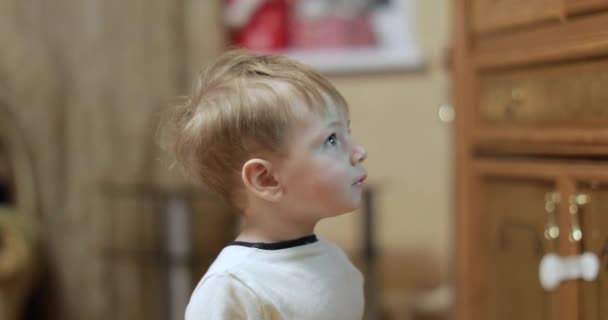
[479,59,608,127]
[472,0,562,34]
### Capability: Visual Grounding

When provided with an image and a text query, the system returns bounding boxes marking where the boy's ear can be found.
[241,158,283,202]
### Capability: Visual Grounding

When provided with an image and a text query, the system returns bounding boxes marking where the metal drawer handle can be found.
[544,192,560,240]
[504,87,525,118]
[568,193,589,242]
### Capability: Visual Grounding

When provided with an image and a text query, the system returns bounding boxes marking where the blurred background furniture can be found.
[0,208,39,320]
[0,106,42,320]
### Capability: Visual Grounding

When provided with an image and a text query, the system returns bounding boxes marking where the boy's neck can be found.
[236,208,319,244]
[236,220,318,244]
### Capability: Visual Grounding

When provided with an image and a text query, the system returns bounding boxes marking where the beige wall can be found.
[316,0,452,281]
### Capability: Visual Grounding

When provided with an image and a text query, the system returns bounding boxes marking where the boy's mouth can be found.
[353,174,367,186]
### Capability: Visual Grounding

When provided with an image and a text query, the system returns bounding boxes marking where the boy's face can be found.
[275,101,368,220]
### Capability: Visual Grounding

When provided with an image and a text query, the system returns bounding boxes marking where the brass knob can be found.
[510,87,525,103]
[544,192,560,240]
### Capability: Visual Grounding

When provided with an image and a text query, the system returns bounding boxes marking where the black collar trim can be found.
[228,234,318,250]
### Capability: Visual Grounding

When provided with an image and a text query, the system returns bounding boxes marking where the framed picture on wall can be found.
[224,0,424,74]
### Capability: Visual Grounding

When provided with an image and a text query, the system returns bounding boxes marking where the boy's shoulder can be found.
[186,267,264,320]
[202,245,254,279]
[188,246,255,305]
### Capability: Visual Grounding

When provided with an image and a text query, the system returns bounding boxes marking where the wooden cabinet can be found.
[453,0,608,319]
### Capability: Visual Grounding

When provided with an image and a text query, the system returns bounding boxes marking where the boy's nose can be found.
[351,146,368,165]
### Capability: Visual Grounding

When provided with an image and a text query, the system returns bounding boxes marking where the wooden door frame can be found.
[453,0,483,317]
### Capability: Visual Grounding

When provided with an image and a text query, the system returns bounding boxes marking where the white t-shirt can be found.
[185,235,364,320]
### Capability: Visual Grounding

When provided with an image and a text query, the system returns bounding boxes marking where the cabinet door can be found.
[479,176,559,320]
[577,181,608,320]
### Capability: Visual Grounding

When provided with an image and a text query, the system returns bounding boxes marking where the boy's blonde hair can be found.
[160,50,349,204]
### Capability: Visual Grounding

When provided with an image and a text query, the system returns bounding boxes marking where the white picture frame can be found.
[224,0,424,74]
[284,0,424,74]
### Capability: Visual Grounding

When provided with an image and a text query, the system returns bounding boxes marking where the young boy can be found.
[161,50,368,319]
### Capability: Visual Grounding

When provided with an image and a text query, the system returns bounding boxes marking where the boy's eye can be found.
[324,133,338,146]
